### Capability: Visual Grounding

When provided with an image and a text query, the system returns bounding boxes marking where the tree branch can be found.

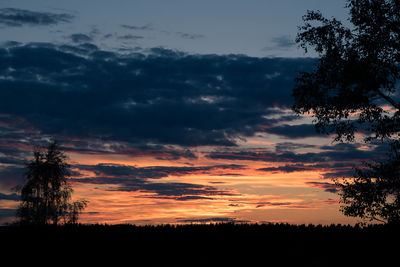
[371,215,387,224]
[375,88,399,110]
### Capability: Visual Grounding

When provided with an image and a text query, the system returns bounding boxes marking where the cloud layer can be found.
[0,8,74,27]
[0,42,315,147]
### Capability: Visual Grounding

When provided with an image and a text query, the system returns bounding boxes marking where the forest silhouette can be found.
[1,222,398,266]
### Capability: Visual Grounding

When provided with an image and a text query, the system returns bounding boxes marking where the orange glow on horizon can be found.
[1,133,360,226]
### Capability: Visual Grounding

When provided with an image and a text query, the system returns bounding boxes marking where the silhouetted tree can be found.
[17,142,87,225]
[293,0,400,224]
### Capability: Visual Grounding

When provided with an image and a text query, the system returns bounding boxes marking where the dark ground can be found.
[1,223,398,266]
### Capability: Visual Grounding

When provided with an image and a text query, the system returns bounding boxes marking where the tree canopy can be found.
[294,0,400,224]
[17,142,87,225]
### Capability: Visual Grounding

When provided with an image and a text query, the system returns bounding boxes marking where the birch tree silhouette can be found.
[17,142,87,225]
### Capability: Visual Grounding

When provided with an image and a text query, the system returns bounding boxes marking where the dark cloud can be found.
[0,166,25,189]
[271,36,296,48]
[264,124,322,139]
[0,192,20,201]
[103,33,114,39]
[137,182,235,198]
[212,173,243,176]
[161,30,205,40]
[258,164,310,173]
[0,42,315,147]
[58,43,99,55]
[121,24,153,31]
[75,163,246,179]
[0,137,30,165]
[69,33,93,43]
[258,162,356,180]
[255,201,296,208]
[0,156,24,165]
[74,176,145,186]
[76,176,234,199]
[208,143,385,181]
[176,32,205,40]
[175,195,214,201]
[263,35,296,51]
[0,208,16,223]
[0,8,74,27]
[208,150,313,163]
[59,141,197,160]
[275,142,316,152]
[77,163,167,179]
[305,182,340,193]
[209,142,383,164]
[117,34,144,41]
[73,162,241,199]
[322,169,356,179]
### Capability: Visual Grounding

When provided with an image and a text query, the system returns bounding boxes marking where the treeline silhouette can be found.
[2,223,398,266]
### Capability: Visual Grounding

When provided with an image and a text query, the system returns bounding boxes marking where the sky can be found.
[0,0,375,225]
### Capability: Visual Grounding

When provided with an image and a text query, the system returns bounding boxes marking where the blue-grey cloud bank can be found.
[0,42,315,147]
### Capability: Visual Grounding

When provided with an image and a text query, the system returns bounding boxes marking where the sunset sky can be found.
[0,0,380,225]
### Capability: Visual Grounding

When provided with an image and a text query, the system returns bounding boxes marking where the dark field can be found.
[2,223,398,266]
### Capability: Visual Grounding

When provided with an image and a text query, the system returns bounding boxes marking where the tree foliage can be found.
[340,141,400,224]
[17,142,87,225]
[294,0,400,224]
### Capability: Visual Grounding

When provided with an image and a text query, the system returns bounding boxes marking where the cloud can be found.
[175,196,214,201]
[138,180,235,199]
[124,181,232,198]
[271,35,296,48]
[59,141,197,160]
[0,192,20,201]
[121,24,153,31]
[176,32,205,40]
[117,34,144,41]
[255,201,297,208]
[58,43,99,55]
[77,163,167,179]
[76,177,235,199]
[0,8,74,27]
[208,142,382,164]
[69,33,93,43]
[0,166,25,189]
[305,182,341,193]
[73,162,241,199]
[258,162,356,178]
[274,142,316,152]
[322,169,355,179]
[208,150,311,163]
[0,208,16,223]
[258,164,311,173]
[0,42,316,147]
[75,163,246,179]
[263,124,321,139]
[263,35,296,51]
[208,142,385,180]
